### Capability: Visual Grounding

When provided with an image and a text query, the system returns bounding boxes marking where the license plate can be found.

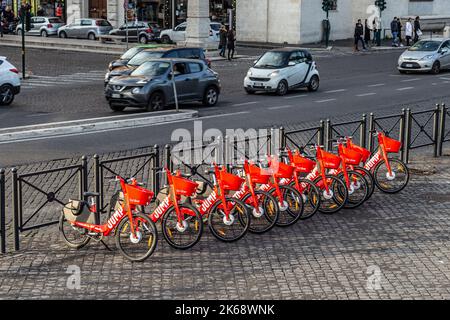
[405,64,413,68]
[112,93,121,98]
[253,82,264,87]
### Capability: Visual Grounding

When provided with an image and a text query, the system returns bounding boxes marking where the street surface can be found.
[1,45,449,166]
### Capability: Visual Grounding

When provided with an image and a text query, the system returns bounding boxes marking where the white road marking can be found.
[284,94,308,100]
[0,111,251,145]
[19,83,55,87]
[232,101,258,107]
[324,89,347,94]
[268,105,293,110]
[356,92,377,97]
[315,98,337,103]
[401,78,420,82]
[440,77,450,81]
[396,87,414,91]
[368,83,385,87]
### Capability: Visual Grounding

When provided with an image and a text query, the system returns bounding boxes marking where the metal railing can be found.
[11,157,87,251]
[1,169,5,254]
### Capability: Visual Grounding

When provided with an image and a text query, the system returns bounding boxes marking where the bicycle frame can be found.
[358,133,395,175]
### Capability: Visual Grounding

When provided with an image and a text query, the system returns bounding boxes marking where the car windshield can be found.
[132,61,171,77]
[97,20,112,27]
[128,51,165,66]
[121,47,143,60]
[408,41,441,52]
[254,51,289,69]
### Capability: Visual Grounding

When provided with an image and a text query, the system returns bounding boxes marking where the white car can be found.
[159,21,221,44]
[0,56,20,106]
[244,48,320,95]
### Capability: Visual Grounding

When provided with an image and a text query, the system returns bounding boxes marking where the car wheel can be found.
[161,35,171,44]
[245,88,255,94]
[276,80,288,96]
[17,29,22,36]
[431,61,441,74]
[307,75,320,92]
[88,33,96,41]
[147,92,165,112]
[109,103,125,112]
[40,30,48,37]
[59,31,67,38]
[139,35,148,44]
[203,86,219,107]
[0,85,15,106]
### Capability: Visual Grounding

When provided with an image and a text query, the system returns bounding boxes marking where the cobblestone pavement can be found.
[1,146,450,299]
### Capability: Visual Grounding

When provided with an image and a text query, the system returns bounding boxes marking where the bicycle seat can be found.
[84,192,100,197]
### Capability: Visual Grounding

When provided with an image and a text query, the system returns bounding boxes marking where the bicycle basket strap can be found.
[64,199,85,216]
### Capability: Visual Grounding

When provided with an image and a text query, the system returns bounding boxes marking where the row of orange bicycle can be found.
[60,131,409,262]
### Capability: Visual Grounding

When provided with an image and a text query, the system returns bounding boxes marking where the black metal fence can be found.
[0,104,449,254]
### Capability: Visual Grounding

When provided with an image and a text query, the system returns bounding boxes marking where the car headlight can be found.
[247,70,253,77]
[131,87,141,94]
[420,55,435,61]
[268,71,280,77]
[137,79,149,85]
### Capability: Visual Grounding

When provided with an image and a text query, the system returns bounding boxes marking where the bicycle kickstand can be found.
[100,240,113,251]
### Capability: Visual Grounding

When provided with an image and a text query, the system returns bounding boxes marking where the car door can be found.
[172,62,191,101]
[186,62,204,100]
[66,20,81,37]
[440,41,450,67]
[80,19,93,38]
[173,23,186,42]
[36,17,46,34]
[28,17,39,35]
[286,51,310,87]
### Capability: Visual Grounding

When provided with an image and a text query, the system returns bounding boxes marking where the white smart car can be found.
[0,56,21,106]
[244,48,320,95]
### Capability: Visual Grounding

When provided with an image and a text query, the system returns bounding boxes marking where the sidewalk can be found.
[0,146,450,299]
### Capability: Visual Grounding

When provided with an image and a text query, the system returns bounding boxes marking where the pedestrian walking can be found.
[414,16,421,43]
[405,18,413,46]
[227,28,236,61]
[364,19,371,48]
[37,6,45,16]
[372,19,377,45]
[390,17,399,47]
[354,19,366,52]
[397,18,403,46]
[218,25,227,58]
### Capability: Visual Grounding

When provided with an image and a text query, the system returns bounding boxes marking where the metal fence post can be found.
[319,120,325,146]
[268,128,273,156]
[152,145,160,193]
[368,113,375,153]
[0,169,5,254]
[325,119,332,151]
[360,114,367,149]
[80,155,88,200]
[11,168,19,251]
[279,127,286,150]
[439,103,446,157]
[433,104,440,158]
[399,108,406,161]
[93,154,101,218]
[403,108,412,164]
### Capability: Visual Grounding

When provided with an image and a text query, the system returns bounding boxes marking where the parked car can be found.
[244,48,320,95]
[0,56,20,106]
[105,58,220,112]
[108,44,176,71]
[57,18,113,40]
[105,47,211,85]
[159,21,221,44]
[16,16,64,37]
[398,38,450,74]
[109,21,160,44]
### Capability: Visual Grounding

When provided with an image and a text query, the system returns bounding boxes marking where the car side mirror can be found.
[288,61,296,66]
[440,48,449,54]
[253,60,257,64]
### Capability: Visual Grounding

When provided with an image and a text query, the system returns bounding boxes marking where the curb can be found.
[0,41,123,55]
[0,110,198,143]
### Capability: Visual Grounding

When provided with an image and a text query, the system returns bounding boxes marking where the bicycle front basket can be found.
[383,136,402,153]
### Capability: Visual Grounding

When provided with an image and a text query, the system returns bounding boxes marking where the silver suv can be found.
[16,16,64,37]
[57,18,113,40]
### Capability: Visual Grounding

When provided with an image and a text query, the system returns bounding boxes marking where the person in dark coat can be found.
[397,18,403,46]
[227,28,236,61]
[390,17,399,47]
[414,16,421,43]
[354,19,366,52]
[218,25,227,57]
[364,19,371,48]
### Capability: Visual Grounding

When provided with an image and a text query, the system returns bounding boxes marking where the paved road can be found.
[1,46,449,166]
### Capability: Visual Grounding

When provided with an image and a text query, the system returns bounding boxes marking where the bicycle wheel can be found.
[338,170,369,209]
[271,185,304,227]
[59,214,91,249]
[208,197,250,242]
[292,179,320,220]
[241,190,279,234]
[115,213,158,262]
[354,166,375,201]
[314,175,348,214]
[161,203,203,250]
[373,158,409,194]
